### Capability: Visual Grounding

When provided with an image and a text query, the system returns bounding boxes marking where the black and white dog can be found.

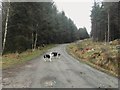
[51,52,61,58]
[43,52,61,62]
[43,53,52,62]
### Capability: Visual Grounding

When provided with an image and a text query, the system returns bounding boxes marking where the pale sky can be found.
[54,0,94,34]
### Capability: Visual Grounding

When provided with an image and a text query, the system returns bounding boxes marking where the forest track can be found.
[2,44,118,88]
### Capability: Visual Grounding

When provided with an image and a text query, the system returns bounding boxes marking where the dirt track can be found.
[2,44,118,88]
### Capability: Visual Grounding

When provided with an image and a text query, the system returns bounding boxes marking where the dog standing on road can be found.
[43,53,52,62]
[43,52,61,62]
[51,52,61,58]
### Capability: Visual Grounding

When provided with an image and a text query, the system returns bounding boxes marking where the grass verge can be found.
[67,39,120,77]
[2,44,56,69]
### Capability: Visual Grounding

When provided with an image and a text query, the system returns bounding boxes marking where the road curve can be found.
[2,44,118,88]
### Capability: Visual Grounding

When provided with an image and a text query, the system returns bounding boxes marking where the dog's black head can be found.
[58,53,61,56]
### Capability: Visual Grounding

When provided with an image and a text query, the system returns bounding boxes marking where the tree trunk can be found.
[33,32,38,51]
[2,2,10,53]
[107,10,110,42]
[32,32,34,51]
[105,31,107,45]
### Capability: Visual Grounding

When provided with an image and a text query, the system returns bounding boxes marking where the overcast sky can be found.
[54,0,94,34]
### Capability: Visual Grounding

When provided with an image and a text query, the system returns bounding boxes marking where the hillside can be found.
[67,39,120,77]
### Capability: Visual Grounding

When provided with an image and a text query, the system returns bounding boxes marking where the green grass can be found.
[2,44,56,69]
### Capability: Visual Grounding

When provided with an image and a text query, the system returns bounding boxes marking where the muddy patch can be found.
[40,76,56,88]
[2,78,11,86]
[40,76,63,88]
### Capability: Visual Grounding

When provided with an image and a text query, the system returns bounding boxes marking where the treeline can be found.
[78,27,89,40]
[91,2,120,42]
[2,2,89,54]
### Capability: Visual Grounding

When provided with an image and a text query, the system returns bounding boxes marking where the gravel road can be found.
[2,44,118,88]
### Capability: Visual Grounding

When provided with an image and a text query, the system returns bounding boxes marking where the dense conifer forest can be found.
[2,2,89,54]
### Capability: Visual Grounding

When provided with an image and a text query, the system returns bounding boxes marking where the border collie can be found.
[51,52,61,58]
[43,52,61,62]
[43,53,52,62]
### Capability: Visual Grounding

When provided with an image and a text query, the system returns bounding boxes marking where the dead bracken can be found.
[68,39,120,77]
